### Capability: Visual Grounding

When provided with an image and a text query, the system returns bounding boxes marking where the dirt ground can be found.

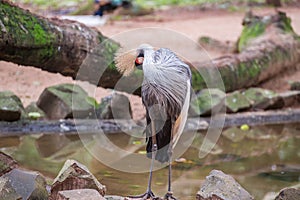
[1,6,300,120]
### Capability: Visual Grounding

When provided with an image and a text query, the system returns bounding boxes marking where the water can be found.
[0,123,299,199]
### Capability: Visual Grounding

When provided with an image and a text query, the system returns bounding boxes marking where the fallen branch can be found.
[0,109,299,137]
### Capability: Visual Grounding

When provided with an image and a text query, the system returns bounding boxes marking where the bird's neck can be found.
[142,49,158,82]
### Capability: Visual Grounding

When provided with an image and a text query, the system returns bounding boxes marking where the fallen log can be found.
[1,2,300,94]
[192,11,300,92]
[0,0,119,86]
[0,109,299,136]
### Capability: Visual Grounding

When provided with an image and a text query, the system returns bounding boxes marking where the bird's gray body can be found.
[139,46,192,162]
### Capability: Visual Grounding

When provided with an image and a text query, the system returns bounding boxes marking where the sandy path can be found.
[1,7,300,119]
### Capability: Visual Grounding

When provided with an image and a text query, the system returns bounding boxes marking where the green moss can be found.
[47,84,92,110]
[0,3,56,46]
[0,2,58,61]
[248,59,261,78]
[238,21,266,52]
[225,91,251,112]
[277,12,294,33]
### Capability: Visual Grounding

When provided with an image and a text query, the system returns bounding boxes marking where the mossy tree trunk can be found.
[0,0,119,86]
[193,11,300,92]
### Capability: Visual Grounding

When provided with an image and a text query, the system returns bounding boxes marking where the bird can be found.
[115,44,192,200]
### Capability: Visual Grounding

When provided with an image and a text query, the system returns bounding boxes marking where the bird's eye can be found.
[135,57,144,65]
[135,52,144,68]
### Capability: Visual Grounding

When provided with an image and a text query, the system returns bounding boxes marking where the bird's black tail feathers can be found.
[146,118,172,163]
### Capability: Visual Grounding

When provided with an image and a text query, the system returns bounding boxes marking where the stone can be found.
[25,102,46,120]
[105,196,127,200]
[278,91,300,107]
[57,189,106,200]
[190,89,226,116]
[37,84,94,120]
[97,93,132,119]
[0,91,25,122]
[0,152,18,176]
[0,177,22,200]
[2,168,48,200]
[196,170,254,200]
[275,188,300,200]
[243,88,284,110]
[50,159,106,200]
[105,196,129,200]
[225,91,251,113]
[290,81,300,91]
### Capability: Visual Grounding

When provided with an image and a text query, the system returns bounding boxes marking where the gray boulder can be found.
[196,170,253,200]
[243,88,284,110]
[225,91,251,113]
[0,152,18,176]
[97,93,132,119]
[0,176,22,200]
[290,81,300,91]
[2,168,48,200]
[57,189,106,200]
[190,89,226,116]
[0,91,25,122]
[37,84,94,119]
[275,188,300,200]
[50,159,106,200]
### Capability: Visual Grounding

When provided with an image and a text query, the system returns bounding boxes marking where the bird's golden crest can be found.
[114,49,136,76]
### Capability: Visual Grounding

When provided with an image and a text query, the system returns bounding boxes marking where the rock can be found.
[2,168,48,200]
[0,176,22,200]
[0,91,25,122]
[0,152,18,176]
[243,88,284,110]
[25,102,46,120]
[50,159,106,200]
[278,91,300,107]
[222,127,247,142]
[225,91,251,112]
[196,170,254,200]
[37,84,94,120]
[105,196,127,200]
[290,81,300,91]
[275,188,300,200]
[57,189,106,200]
[190,89,226,116]
[97,93,132,119]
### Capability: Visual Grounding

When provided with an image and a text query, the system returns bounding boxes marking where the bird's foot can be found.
[128,190,158,200]
[164,191,176,200]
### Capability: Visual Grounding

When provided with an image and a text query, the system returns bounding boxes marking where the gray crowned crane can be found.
[115,44,192,200]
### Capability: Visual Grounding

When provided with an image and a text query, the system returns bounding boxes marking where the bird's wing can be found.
[172,79,191,148]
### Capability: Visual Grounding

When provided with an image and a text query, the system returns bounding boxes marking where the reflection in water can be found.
[0,124,299,199]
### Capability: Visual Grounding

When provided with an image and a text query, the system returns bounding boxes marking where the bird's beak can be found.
[135,53,144,70]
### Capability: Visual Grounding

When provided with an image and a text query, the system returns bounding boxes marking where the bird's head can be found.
[115,44,154,76]
[135,44,153,69]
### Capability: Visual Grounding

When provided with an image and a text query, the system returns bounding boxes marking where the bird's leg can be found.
[164,141,176,200]
[128,121,157,200]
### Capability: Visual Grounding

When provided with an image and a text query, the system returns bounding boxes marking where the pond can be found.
[0,123,299,199]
